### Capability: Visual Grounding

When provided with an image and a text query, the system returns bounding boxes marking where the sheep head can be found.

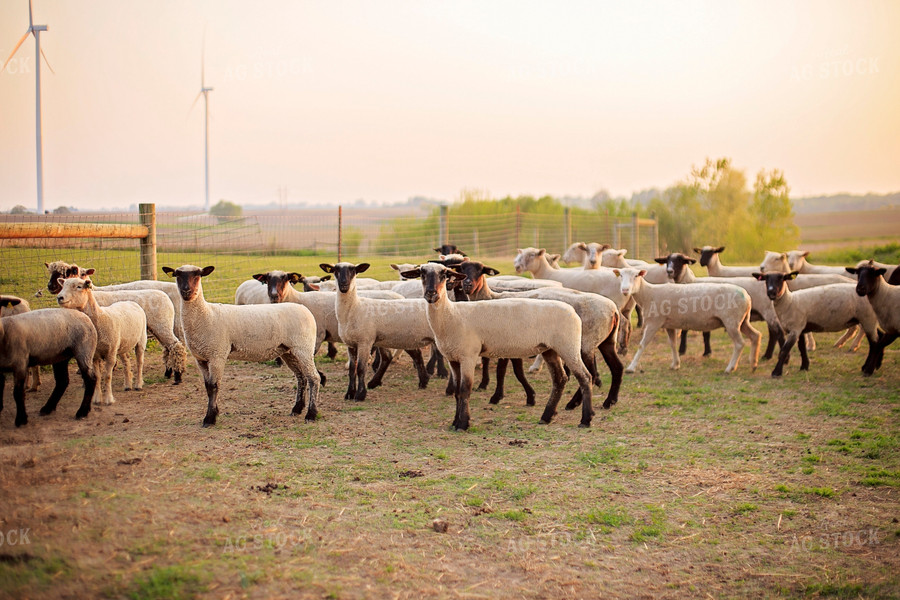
[163,265,214,302]
[846,261,887,298]
[320,263,368,294]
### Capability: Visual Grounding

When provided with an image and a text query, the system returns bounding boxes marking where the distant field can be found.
[796,207,900,252]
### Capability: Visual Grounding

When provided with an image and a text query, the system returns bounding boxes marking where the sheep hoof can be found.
[624,367,635,374]
[75,408,90,420]
[538,419,550,425]
[602,399,614,409]
[564,399,582,410]
[124,387,132,391]
[14,415,28,427]
[488,396,502,405]
[525,397,536,407]
[173,372,182,385]
[305,411,318,422]
[39,404,54,416]
[578,422,591,428]
[164,368,173,379]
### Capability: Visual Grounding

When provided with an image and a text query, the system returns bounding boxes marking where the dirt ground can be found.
[0,331,898,599]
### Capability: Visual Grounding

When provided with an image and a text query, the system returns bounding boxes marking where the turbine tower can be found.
[2,0,54,214]
[190,33,213,212]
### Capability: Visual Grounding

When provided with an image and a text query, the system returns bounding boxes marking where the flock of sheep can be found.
[0,243,897,431]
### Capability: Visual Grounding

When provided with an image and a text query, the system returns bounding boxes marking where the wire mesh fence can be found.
[0,206,657,306]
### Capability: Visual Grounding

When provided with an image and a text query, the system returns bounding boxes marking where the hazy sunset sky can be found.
[1,0,898,211]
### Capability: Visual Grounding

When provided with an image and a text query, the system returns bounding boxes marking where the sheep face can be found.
[162,265,214,301]
[655,253,695,282]
[56,277,92,310]
[253,271,301,303]
[846,262,887,297]
[514,247,545,274]
[692,246,725,268]
[434,244,465,257]
[786,250,811,271]
[613,268,646,297]
[45,261,84,294]
[320,262,368,293]
[419,263,465,304]
[760,251,790,274]
[752,271,798,301]
[455,261,499,296]
[299,274,329,291]
[0,297,22,310]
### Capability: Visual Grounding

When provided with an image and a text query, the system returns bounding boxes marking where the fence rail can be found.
[0,204,656,306]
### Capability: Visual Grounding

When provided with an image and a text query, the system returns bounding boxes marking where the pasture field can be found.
[0,326,898,599]
[796,208,900,253]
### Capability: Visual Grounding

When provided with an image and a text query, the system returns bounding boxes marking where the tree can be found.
[751,169,798,252]
[53,206,72,214]
[10,205,29,214]
[209,200,242,220]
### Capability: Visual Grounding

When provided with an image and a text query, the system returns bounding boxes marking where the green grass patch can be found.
[126,565,205,600]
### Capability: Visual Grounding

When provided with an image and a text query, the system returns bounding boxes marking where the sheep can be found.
[845,261,899,374]
[56,277,147,405]
[600,248,652,269]
[318,263,433,402]
[692,246,778,277]
[615,267,760,374]
[92,280,185,342]
[434,244,466,256]
[46,264,187,383]
[751,271,881,377]
[298,275,331,291]
[0,295,41,392]
[390,264,418,280]
[162,265,320,426]
[850,259,898,283]
[402,262,595,430]
[485,276,563,291]
[0,299,99,427]
[785,250,856,276]
[457,259,622,411]
[562,242,610,269]
[514,247,634,354]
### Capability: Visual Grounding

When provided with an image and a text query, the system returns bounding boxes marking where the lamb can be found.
[600,248,652,269]
[390,264,418,280]
[751,271,881,377]
[786,250,856,276]
[319,263,433,401]
[514,247,634,353]
[457,259,622,411]
[484,276,563,291]
[46,263,187,383]
[845,261,899,374]
[0,299,98,427]
[615,267,760,374]
[0,295,41,391]
[162,265,320,426]
[402,262,595,430]
[562,242,610,269]
[298,275,331,291]
[92,280,185,342]
[850,259,898,283]
[692,246,781,277]
[56,277,147,406]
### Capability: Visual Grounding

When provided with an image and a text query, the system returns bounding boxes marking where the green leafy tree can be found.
[209,200,243,222]
[751,169,798,253]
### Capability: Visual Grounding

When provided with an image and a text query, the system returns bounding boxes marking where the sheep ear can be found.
[0,297,21,308]
[538,248,546,256]
[577,242,588,251]
[44,262,50,269]
[786,271,799,280]
[319,264,335,273]
[458,251,467,257]
[653,258,667,265]
[548,254,560,262]
[638,270,647,278]
[751,272,765,281]
[84,268,95,276]
[289,273,302,284]
[715,246,725,253]
[57,277,66,289]
[780,253,788,260]
[400,268,421,280]
[802,251,810,258]
[600,244,611,251]
[433,248,441,253]
[307,283,320,291]
[617,249,627,257]
[356,263,370,273]
[320,275,331,282]
[876,268,887,277]
[448,270,467,281]
[252,273,267,283]
[389,264,399,271]
[483,266,500,276]
[162,267,175,277]
[201,266,215,277]
[692,247,702,254]
[845,267,857,275]
[612,269,620,277]
[687,258,696,264]
[84,280,93,289]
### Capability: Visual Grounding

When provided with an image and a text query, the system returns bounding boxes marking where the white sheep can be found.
[0,295,41,392]
[485,275,563,291]
[456,259,622,411]
[319,262,433,401]
[615,267,760,374]
[93,280,185,342]
[162,265,320,426]
[390,263,419,279]
[0,299,98,427]
[56,278,147,406]
[401,262,595,430]
[785,250,855,276]
[751,271,881,377]
[692,246,783,277]
[845,261,899,374]
[561,242,609,269]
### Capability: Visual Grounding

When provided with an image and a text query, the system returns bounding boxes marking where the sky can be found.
[1,0,898,212]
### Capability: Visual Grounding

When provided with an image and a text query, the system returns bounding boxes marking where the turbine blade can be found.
[29,0,34,30]
[188,90,203,117]
[1,30,31,73]
[201,26,207,88]
[40,47,54,74]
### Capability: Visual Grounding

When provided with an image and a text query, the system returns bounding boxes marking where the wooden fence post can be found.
[337,205,343,262]
[139,203,157,280]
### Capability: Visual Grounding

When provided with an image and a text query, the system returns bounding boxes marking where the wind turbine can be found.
[189,32,213,213]
[2,0,54,214]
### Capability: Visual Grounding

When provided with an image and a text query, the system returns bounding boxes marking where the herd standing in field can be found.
[0,244,897,431]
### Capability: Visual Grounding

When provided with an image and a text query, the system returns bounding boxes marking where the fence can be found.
[0,204,656,306]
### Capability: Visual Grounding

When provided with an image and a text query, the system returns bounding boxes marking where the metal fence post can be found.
[337,205,343,262]
[631,212,639,259]
[651,211,659,258]
[515,205,521,251]
[139,203,156,280]
[439,204,448,246]
[563,207,571,250]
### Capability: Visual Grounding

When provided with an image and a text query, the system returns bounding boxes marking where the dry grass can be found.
[0,330,898,599]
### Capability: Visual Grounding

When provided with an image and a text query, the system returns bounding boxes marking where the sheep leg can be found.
[772,331,799,377]
[723,323,747,374]
[489,358,508,404]
[667,329,681,370]
[367,348,393,389]
[370,347,382,374]
[678,330,688,355]
[477,357,490,390]
[625,322,663,373]
[435,349,449,378]
[511,359,535,406]
[538,351,566,425]
[616,315,632,356]
[0,372,4,417]
[762,322,782,361]
[12,374,29,428]
[101,354,116,405]
[170,341,186,384]
[528,355,544,373]
[74,360,97,420]
[805,332,816,351]
[354,342,372,401]
[565,350,597,410]
[449,360,473,431]
[407,349,430,389]
[163,345,172,379]
[598,334,623,409]
[863,332,895,375]
[326,341,338,360]
[425,345,437,375]
[38,361,70,419]
[196,358,224,427]
[344,345,358,400]
[133,343,144,391]
[445,368,456,396]
[834,325,857,349]
[121,350,134,391]
[741,318,761,371]
[282,351,319,421]
[635,304,644,328]
[26,365,41,392]
[798,331,810,371]
[702,332,712,357]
